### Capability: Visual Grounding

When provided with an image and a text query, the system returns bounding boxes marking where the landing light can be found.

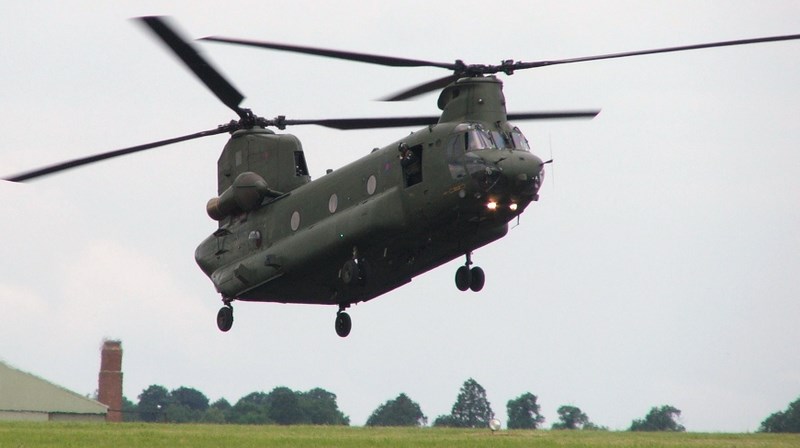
[509,203,518,211]
[486,201,498,210]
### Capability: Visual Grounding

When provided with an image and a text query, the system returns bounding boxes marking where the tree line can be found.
[123,385,348,425]
[119,378,800,432]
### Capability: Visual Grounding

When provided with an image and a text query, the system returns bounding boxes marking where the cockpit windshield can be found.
[446,123,531,179]
[449,123,530,153]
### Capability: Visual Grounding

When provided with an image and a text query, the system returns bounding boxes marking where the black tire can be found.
[469,266,485,292]
[455,265,472,291]
[335,312,352,338]
[217,306,234,332]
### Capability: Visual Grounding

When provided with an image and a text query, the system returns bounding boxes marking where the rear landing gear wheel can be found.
[217,305,234,332]
[469,266,485,292]
[455,265,471,291]
[335,312,352,338]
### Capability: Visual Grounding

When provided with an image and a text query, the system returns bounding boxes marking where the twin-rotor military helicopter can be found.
[6,17,799,337]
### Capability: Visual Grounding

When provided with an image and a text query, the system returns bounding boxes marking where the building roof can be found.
[0,361,107,415]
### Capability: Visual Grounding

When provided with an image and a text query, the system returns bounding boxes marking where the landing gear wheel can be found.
[341,259,360,285]
[469,266,485,292]
[455,265,472,291]
[335,312,352,338]
[217,305,234,332]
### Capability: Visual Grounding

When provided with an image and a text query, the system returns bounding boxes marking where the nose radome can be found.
[498,152,542,180]
[497,152,544,197]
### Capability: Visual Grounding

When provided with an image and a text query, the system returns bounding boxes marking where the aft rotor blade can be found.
[514,33,800,70]
[4,126,233,182]
[284,117,440,130]
[285,110,600,130]
[137,16,247,118]
[201,36,457,70]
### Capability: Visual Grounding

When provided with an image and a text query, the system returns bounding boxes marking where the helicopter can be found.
[4,17,799,338]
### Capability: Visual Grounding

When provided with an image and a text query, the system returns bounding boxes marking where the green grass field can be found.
[1,422,799,447]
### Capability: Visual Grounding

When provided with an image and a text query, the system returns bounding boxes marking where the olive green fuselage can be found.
[194,76,544,307]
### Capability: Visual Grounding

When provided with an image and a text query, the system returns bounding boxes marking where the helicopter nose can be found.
[497,151,545,199]
[473,150,545,213]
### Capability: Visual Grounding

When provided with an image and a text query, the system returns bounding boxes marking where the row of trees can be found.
[121,379,800,432]
[124,385,348,425]
[422,378,677,431]
[366,383,800,433]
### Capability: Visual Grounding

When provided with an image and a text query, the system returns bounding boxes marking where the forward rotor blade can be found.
[285,110,600,130]
[381,74,460,101]
[137,16,246,117]
[4,126,232,182]
[514,33,800,70]
[506,110,600,120]
[201,36,457,70]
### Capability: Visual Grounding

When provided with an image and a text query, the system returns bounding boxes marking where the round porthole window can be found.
[329,193,338,213]
[367,175,377,195]
[248,230,262,248]
[290,211,300,231]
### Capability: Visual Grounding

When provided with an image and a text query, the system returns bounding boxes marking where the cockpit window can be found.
[490,131,513,149]
[466,129,493,151]
[510,127,530,151]
[446,132,468,179]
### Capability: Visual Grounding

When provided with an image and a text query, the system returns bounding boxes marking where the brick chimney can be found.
[98,340,123,422]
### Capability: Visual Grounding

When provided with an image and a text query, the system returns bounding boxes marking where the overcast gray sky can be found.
[1,0,799,432]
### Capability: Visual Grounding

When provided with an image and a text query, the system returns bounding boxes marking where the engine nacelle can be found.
[206,172,271,221]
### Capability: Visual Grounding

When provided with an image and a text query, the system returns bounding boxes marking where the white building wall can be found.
[0,410,49,422]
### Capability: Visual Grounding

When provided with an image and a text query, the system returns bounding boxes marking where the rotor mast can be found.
[437,76,508,124]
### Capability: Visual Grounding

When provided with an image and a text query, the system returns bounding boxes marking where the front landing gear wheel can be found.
[217,305,234,332]
[335,312,352,338]
[455,265,472,291]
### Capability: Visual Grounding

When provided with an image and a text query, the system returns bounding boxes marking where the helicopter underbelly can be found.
[235,219,508,306]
